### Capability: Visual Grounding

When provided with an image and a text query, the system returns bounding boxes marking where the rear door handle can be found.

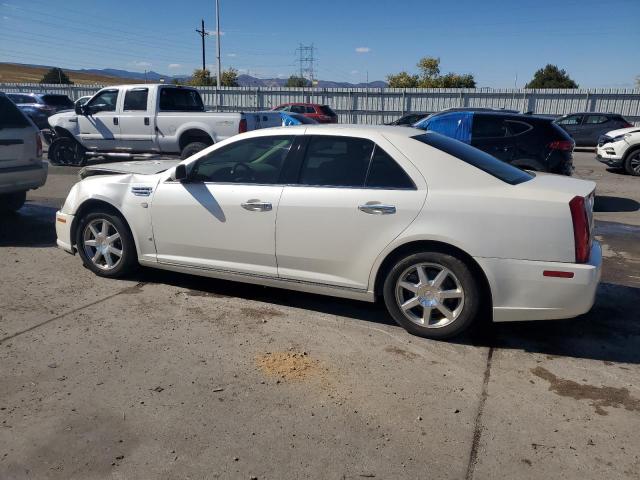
[358,203,396,215]
[113,117,119,125]
[241,201,272,212]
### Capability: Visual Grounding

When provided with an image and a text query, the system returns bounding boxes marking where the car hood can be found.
[79,160,180,179]
[603,126,640,138]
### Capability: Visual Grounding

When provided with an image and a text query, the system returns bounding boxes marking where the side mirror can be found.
[74,103,84,115]
[172,164,188,182]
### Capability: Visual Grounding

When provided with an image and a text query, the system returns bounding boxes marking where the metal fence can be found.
[3,83,640,125]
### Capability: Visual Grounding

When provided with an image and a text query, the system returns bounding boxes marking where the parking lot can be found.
[1,151,639,479]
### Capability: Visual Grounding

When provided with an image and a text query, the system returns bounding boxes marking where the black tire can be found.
[0,191,27,212]
[75,210,137,278]
[624,149,640,176]
[180,141,209,160]
[382,251,481,339]
[48,137,86,166]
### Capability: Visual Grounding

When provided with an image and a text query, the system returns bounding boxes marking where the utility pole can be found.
[215,0,221,88]
[195,19,209,72]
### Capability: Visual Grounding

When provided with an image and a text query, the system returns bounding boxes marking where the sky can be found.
[1,0,639,87]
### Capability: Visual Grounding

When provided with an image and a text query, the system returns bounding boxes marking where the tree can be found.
[285,75,310,87]
[387,71,419,88]
[525,64,578,88]
[40,67,73,84]
[188,68,215,86]
[221,68,239,87]
[387,57,476,88]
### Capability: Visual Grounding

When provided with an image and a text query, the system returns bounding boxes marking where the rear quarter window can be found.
[0,95,31,129]
[413,133,533,185]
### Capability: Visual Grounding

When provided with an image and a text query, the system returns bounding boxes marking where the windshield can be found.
[412,133,533,185]
[42,94,74,109]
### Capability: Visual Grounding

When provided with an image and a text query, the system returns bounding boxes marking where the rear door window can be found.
[0,95,30,128]
[290,105,306,114]
[159,88,204,112]
[305,105,316,114]
[472,115,508,138]
[299,136,374,187]
[123,88,149,111]
[557,115,583,125]
[585,115,609,124]
[320,105,336,116]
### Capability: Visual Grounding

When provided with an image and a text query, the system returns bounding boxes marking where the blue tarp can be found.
[279,112,303,126]
[414,111,473,144]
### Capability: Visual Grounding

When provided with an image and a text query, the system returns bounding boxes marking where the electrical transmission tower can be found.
[295,43,316,84]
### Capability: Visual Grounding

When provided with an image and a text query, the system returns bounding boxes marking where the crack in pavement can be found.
[465,346,494,480]
[0,282,146,345]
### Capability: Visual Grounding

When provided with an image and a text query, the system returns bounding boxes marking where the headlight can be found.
[612,133,631,142]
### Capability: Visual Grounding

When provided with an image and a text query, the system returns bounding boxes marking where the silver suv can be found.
[0,92,48,212]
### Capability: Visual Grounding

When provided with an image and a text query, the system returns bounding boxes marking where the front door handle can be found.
[113,117,119,125]
[144,117,150,126]
[358,203,396,215]
[241,200,272,212]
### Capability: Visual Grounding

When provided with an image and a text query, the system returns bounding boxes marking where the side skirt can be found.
[139,259,376,302]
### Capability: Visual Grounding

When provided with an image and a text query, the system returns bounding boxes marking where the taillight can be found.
[549,140,574,151]
[569,196,590,263]
[36,133,43,158]
[238,118,247,133]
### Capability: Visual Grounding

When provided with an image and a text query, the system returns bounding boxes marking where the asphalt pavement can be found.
[1,151,638,480]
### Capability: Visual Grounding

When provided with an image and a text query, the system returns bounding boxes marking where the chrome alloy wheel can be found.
[630,152,640,175]
[82,219,123,270]
[394,262,465,328]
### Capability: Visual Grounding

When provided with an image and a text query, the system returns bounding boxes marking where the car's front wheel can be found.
[383,251,480,339]
[76,211,137,277]
[48,137,86,166]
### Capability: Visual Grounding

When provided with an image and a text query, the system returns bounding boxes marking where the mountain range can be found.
[75,67,387,88]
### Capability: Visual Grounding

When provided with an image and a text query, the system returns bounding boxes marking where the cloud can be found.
[227,53,237,57]
[131,61,152,68]
[350,70,359,75]
[168,63,182,69]
[2,15,8,20]
[206,30,225,36]
[355,47,370,53]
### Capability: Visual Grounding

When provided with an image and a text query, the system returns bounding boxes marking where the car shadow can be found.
[594,195,640,213]
[133,267,640,364]
[0,202,58,247]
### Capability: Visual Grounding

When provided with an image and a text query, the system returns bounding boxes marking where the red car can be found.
[272,103,338,123]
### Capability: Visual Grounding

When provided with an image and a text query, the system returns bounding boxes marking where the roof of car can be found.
[557,112,618,116]
[254,124,425,139]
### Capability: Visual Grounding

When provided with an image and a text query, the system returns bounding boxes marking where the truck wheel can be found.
[49,137,86,166]
[0,191,27,212]
[624,149,640,176]
[180,142,209,160]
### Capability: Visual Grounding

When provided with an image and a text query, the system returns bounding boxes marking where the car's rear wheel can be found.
[0,191,26,212]
[382,251,480,339]
[624,149,640,176]
[180,141,209,160]
[76,211,137,277]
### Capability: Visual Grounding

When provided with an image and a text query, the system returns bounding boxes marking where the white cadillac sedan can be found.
[56,125,601,339]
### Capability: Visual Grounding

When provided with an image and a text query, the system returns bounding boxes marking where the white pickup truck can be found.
[47,84,282,165]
